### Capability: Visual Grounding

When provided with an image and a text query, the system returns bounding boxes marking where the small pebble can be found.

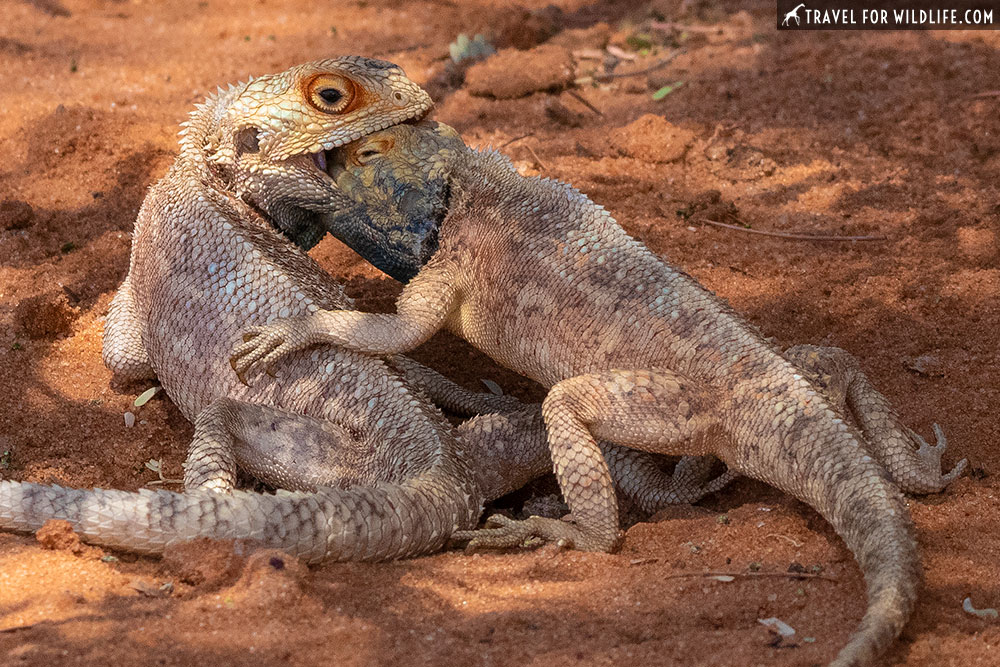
[759,617,795,637]
[963,597,998,619]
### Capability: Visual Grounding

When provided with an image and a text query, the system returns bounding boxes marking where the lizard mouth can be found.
[312,150,331,174]
[307,117,425,180]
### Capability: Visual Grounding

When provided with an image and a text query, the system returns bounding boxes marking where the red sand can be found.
[1,1,998,665]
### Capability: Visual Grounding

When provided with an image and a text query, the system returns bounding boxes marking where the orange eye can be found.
[307,74,356,114]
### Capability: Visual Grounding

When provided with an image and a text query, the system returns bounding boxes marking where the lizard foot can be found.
[670,458,738,503]
[229,319,315,384]
[908,423,967,491]
[452,514,609,552]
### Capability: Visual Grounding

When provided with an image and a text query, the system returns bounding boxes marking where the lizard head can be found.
[199,56,433,249]
[321,120,466,282]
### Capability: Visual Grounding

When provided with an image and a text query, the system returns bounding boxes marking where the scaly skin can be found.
[0,58,557,563]
[0,60,722,562]
[231,122,966,664]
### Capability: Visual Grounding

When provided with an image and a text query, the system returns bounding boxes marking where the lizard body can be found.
[0,59,556,563]
[1,60,722,562]
[232,121,965,664]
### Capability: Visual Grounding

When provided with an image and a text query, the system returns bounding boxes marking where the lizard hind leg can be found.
[784,344,967,493]
[184,398,377,494]
[454,368,722,553]
[386,355,523,416]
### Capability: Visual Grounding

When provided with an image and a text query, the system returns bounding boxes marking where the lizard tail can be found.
[734,408,919,666]
[0,472,480,563]
[820,468,918,667]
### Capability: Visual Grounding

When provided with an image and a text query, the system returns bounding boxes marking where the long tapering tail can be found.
[0,471,480,563]
[817,466,918,667]
[732,392,920,666]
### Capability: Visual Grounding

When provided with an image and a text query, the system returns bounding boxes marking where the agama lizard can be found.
[0,59,718,563]
[230,121,966,665]
[0,58,556,563]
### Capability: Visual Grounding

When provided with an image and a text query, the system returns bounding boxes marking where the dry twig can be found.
[698,219,887,242]
[651,21,727,34]
[967,90,1000,100]
[767,533,805,548]
[566,89,603,116]
[499,133,534,149]
[525,144,549,171]
[579,50,683,84]
[663,570,838,582]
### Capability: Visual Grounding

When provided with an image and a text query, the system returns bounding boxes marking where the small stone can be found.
[906,353,944,378]
[162,538,247,587]
[610,114,695,163]
[37,519,104,559]
[465,45,575,99]
[759,617,796,637]
[13,291,80,340]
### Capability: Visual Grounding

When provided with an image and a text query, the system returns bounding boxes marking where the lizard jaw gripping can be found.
[6,59,724,564]
[202,56,432,250]
[0,59,554,564]
[231,121,965,666]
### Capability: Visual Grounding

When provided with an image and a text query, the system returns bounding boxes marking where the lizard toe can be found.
[452,515,585,552]
[941,458,968,485]
[898,424,967,492]
[229,327,294,382]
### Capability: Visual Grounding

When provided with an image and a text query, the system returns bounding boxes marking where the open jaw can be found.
[306,116,426,180]
[312,149,331,173]
[309,141,350,178]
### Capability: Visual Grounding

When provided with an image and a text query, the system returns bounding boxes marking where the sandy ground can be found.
[2,0,999,665]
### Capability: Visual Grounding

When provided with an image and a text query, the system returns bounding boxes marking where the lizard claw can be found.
[229,357,251,387]
[920,423,967,486]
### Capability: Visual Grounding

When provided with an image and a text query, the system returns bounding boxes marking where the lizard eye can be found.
[351,137,394,165]
[319,89,342,105]
[306,73,356,114]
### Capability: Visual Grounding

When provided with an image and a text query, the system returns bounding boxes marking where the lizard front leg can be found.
[102,276,156,381]
[229,261,458,383]
[785,344,966,493]
[454,368,723,552]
